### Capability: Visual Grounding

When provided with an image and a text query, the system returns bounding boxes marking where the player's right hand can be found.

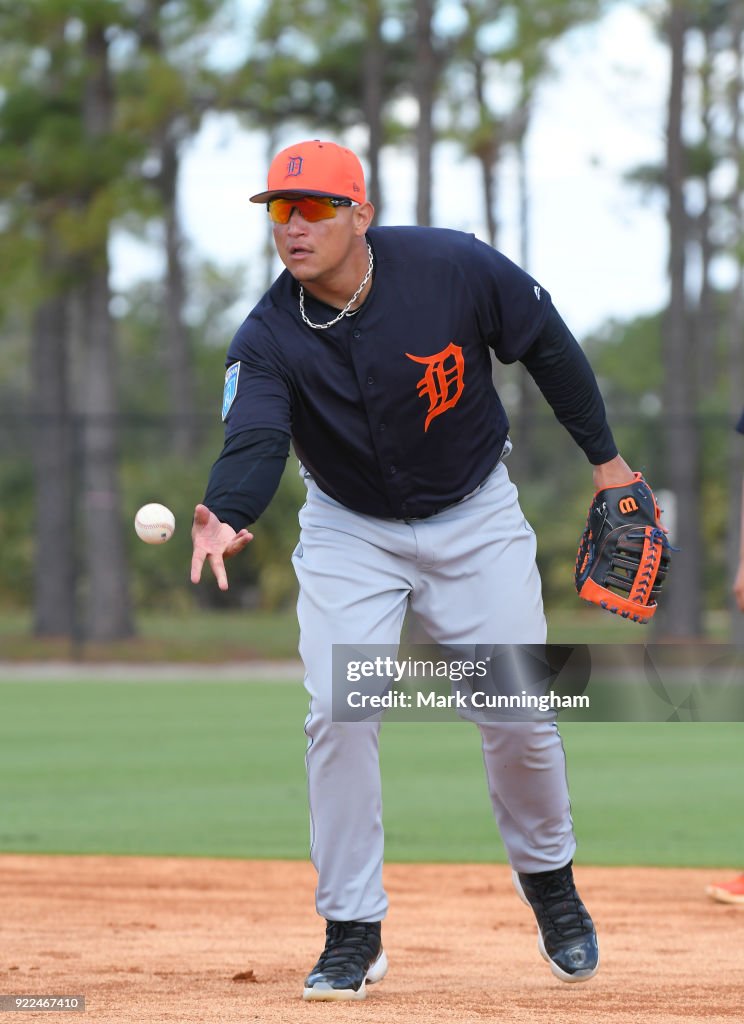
[190,503,253,591]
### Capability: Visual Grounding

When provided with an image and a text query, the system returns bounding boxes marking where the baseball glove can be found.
[575,473,671,624]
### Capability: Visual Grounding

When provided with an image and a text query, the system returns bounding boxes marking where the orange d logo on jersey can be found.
[405,342,465,432]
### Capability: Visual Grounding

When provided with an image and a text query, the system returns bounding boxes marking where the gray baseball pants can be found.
[291,457,576,923]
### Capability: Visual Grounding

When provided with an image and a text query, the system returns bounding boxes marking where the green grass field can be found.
[1,606,732,661]
[1,678,741,867]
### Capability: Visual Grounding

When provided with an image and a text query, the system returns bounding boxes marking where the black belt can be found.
[396,463,500,522]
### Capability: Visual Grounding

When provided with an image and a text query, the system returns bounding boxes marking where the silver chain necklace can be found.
[299,242,374,330]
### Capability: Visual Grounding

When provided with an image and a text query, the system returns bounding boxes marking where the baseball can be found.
[134,503,175,545]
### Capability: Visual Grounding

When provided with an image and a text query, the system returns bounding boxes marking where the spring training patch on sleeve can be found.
[222,362,240,421]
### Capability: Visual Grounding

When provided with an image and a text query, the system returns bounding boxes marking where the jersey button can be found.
[390,465,397,475]
[353,329,361,339]
[379,422,386,431]
[367,376,375,385]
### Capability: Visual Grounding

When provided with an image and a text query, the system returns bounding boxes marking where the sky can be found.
[111,2,671,341]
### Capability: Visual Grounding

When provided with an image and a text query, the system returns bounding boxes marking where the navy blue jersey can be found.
[222,226,550,519]
[738,408,744,434]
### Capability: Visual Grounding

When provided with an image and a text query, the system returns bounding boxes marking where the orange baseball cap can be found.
[249,140,367,204]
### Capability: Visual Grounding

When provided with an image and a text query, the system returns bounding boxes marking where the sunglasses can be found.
[267,195,354,224]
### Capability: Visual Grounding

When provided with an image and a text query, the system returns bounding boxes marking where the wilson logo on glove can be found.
[575,473,673,624]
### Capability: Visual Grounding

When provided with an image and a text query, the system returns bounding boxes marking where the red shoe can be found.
[705,873,744,905]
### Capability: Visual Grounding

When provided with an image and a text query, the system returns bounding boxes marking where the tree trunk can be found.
[31,273,76,637]
[414,0,436,226]
[78,267,134,642]
[472,43,498,247]
[477,150,498,247]
[659,1,703,636]
[363,0,385,217]
[138,0,199,458]
[160,130,198,457]
[726,4,744,644]
[79,24,133,641]
[262,127,280,294]
[514,87,539,469]
[30,20,77,640]
[694,26,717,395]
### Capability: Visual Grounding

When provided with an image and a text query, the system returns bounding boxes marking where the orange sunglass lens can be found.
[268,197,337,224]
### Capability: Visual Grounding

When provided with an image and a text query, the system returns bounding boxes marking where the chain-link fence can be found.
[1,408,742,650]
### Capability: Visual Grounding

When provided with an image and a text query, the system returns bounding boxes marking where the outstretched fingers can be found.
[190,546,207,586]
[190,504,253,591]
[207,551,229,592]
[225,529,254,558]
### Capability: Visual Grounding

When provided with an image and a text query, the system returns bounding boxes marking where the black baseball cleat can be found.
[302,919,388,1001]
[513,860,599,983]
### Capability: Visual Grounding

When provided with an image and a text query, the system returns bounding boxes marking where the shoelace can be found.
[528,872,589,940]
[314,922,379,976]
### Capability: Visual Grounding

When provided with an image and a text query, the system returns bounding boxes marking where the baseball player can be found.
[191,139,634,1000]
[705,406,744,906]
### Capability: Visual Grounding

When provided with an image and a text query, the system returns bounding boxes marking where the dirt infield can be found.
[2,855,743,1023]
